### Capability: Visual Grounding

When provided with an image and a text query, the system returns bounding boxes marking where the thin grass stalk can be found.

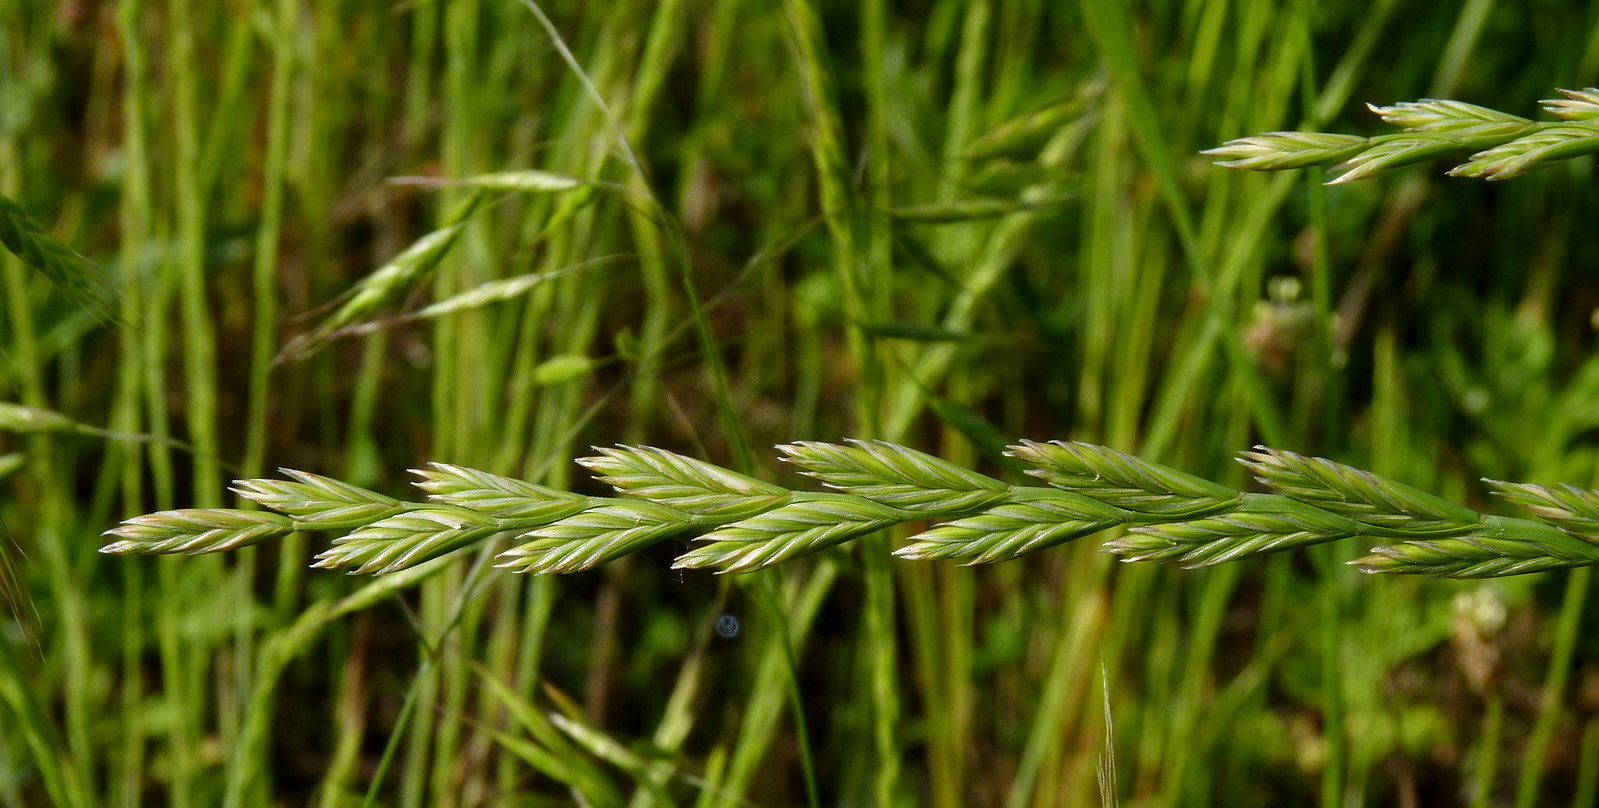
[0,141,99,808]
[1515,569,1591,807]
[1078,0,1289,454]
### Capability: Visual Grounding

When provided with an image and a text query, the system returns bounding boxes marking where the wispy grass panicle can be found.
[0,191,114,318]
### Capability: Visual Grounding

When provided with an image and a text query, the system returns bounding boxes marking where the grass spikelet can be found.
[1199,132,1370,171]
[495,502,692,574]
[1367,99,1532,135]
[1239,447,1478,533]
[101,509,294,555]
[0,403,81,435]
[1327,134,1476,185]
[276,192,485,362]
[672,495,895,573]
[1008,440,1238,517]
[387,169,585,193]
[231,470,406,530]
[312,507,502,574]
[1110,494,1363,567]
[1351,516,1599,578]
[578,446,787,519]
[413,463,587,521]
[1486,480,1599,538]
[1541,87,1599,121]
[1447,123,1599,180]
[779,440,1007,512]
[896,495,1118,564]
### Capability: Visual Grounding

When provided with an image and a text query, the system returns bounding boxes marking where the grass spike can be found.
[98,441,1599,579]
[101,509,294,555]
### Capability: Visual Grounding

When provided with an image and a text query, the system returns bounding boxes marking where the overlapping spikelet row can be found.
[99,441,1599,580]
[1204,88,1599,183]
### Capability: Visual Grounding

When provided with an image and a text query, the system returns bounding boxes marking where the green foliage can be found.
[8,0,1599,805]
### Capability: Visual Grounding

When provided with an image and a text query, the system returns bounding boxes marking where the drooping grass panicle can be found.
[311,507,503,575]
[1238,447,1478,534]
[1007,440,1238,517]
[275,192,486,363]
[0,191,114,317]
[578,445,788,519]
[231,470,405,530]
[496,501,692,574]
[101,509,294,555]
[412,462,587,521]
[779,439,1007,512]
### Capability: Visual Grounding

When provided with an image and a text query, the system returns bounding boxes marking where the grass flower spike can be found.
[1206,88,1599,182]
[102,441,1599,580]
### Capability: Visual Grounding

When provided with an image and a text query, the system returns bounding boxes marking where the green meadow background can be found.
[4,0,1599,805]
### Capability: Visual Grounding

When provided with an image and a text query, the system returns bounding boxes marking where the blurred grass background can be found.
[3,0,1599,805]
